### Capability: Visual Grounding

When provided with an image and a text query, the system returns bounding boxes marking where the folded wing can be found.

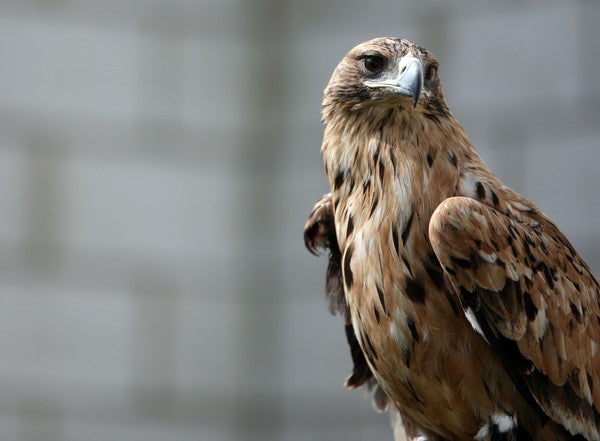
[429,196,600,440]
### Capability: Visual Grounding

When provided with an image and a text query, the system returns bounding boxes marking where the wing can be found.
[429,196,600,440]
[304,193,384,394]
[304,193,433,441]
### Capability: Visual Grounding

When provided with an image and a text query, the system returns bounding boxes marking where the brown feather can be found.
[306,37,597,440]
[430,196,600,439]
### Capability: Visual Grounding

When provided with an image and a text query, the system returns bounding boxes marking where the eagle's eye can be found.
[362,55,385,75]
[425,64,437,83]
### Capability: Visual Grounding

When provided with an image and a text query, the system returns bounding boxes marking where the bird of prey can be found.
[304,37,600,441]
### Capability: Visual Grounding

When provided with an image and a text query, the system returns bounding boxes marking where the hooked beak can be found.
[365,56,423,107]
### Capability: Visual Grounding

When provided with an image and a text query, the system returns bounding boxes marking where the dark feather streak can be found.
[344,323,372,388]
[570,301,582,322]
[362,331,378,361]
[424,254,444,287]
[405,276,426,304]
[491,189,499,206]
[523,292,538,321]
[401,210,415,244]
[447,151,458,167]
[347,215,354,238]
[376,284,387,315]
[343,245,354,288]
[476,181,485,199]
[392,228,400,257]
[406,316,419,342]
[334,169,346,190]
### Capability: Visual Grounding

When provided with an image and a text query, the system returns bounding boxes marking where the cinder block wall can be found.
[0,1,597,440]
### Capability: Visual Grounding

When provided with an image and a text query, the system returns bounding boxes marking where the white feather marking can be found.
[352,315,362,346]
[474,423,489,441]
[373,205,384,227]
[389,322,408,352]
[465,307,487,341]
[509,200,532,212]
[475,414,517,440]
[505,263,520,281]
[393,174,413,226]
[553,404,600,440]
[353,229,366,258]
[471,211,488,227]
[555,278,566,300]
[532,307,549,340]
[458,173,478,198]
[492,413,517,433]
[592,340,598,358]
[478,250,497,263]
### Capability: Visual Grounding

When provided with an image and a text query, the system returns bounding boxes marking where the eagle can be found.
[303,37,600,441]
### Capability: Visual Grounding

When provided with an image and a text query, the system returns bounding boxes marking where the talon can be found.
[304,193,336,256]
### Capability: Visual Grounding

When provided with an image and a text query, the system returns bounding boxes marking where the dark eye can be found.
[363,55,385,74]
[425,64,437,83]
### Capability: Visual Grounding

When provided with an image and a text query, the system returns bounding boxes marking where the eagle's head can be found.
[322,38,449,125]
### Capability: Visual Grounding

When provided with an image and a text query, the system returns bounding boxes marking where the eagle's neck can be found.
[322,109,470,250]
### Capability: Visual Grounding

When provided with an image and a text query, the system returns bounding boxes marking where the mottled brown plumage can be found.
[304,38,600,440]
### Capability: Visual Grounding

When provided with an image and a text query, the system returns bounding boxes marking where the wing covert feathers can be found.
[429,196,600,440]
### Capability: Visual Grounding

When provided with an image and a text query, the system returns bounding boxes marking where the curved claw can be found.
[303,193,336,256]
[304,222,324,255]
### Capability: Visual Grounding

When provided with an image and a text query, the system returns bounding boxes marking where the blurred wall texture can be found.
[0,1,599,440]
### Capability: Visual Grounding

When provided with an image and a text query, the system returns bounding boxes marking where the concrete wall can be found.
[0,1,598,440]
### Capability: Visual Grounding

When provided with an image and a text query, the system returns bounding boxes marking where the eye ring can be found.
[362,55,385,74]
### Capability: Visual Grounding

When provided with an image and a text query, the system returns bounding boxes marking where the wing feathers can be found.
[429,196,600,439]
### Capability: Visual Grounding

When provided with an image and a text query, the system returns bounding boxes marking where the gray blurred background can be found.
[0,1,599,440]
